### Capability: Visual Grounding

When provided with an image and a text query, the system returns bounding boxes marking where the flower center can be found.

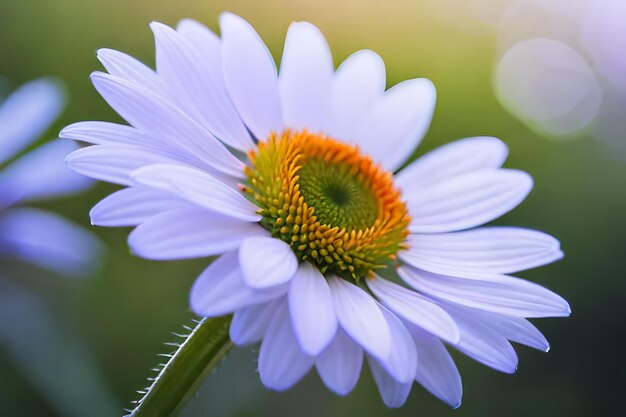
[243,130,410,281]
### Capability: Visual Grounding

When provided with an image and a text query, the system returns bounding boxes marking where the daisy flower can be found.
[63,13,570,408]
[0,78,98,276]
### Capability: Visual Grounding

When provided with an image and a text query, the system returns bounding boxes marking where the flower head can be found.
[0,78,98,276]
[245,129,410,279]
[63,13,570,407]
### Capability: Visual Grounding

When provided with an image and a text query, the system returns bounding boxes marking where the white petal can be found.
[398,265,571,318]
[328,276,391,360]
[499,317,549,352]
[190,252,288,317]
[0,208,101,277]
[0,140,92,207]
[97,48,164,95]
[368,276,460,344]
[89,187,190,227]
[176,18,219,57]
[441,303,519,374]
[279,21,333,133]
[229,300,281,346]
[128,208,267,260]
[220,12,283,139]
[65,144,177,186]
[130,164,260,222]
[90,72,244,177]
[288,263,337,355]
[315,329,363,396]
[329,49,386,140]
[395,136,508,190]
[376,305,418,384]
[368,357,413,408]
[408,325,462,408]
[502,317,549,352]
[259,300,314,391]
[61,121,153,147]
[176,20,256,151]
[151,22,253,151]
[355,78,436,172]
[401,227,563,275]
[0,79,64,163]
[407,169,533,233]
[238,236,298,289]
[62,122,205,173]
[443,306,550,352]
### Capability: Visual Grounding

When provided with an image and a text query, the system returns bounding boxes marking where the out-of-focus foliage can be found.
[0,1,624,416]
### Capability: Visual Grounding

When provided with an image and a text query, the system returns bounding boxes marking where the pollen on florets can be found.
[243,129,410,281]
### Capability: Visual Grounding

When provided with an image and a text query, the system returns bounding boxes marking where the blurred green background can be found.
[1,0,624,416]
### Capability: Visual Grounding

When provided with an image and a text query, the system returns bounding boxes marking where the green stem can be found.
[125,316,233,417]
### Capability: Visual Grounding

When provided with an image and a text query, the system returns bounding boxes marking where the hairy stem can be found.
[125,316,233,417]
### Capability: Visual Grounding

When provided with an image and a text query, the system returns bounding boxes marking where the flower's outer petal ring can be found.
[129,207,267,260]
[406,169,533,233]
[220,12,283,140]
[355,78,436,172]
[401,227,563,275]
[328,276,392,360]
[258,300,314,391]
[368,357,413,408]
[368,276,460,344]
[230,300,282,346]
[89,187,191,227]
[151,22,254,151]
[279,21,333,134]
[315,328,363,396]
[408,324,462,408]
[288,263,338,355]
[395,136,508,190]
[190,252,288,317]
[398,265,571,318]
[130,163,261,222]
[329,49,386,141]
[90,71,244,178]
[239,236,299,289]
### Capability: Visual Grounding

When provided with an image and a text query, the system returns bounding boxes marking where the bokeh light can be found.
[494,38,601,137]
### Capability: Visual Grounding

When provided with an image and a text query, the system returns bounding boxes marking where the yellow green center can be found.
[243,129,410,281]
[298,157,379,230]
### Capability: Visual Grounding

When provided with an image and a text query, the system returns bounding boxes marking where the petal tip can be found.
[95,48,109,58]
[59,125,74,140]
[219,11,244,30]
[449,327,462,345]
[150,21,174,37]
